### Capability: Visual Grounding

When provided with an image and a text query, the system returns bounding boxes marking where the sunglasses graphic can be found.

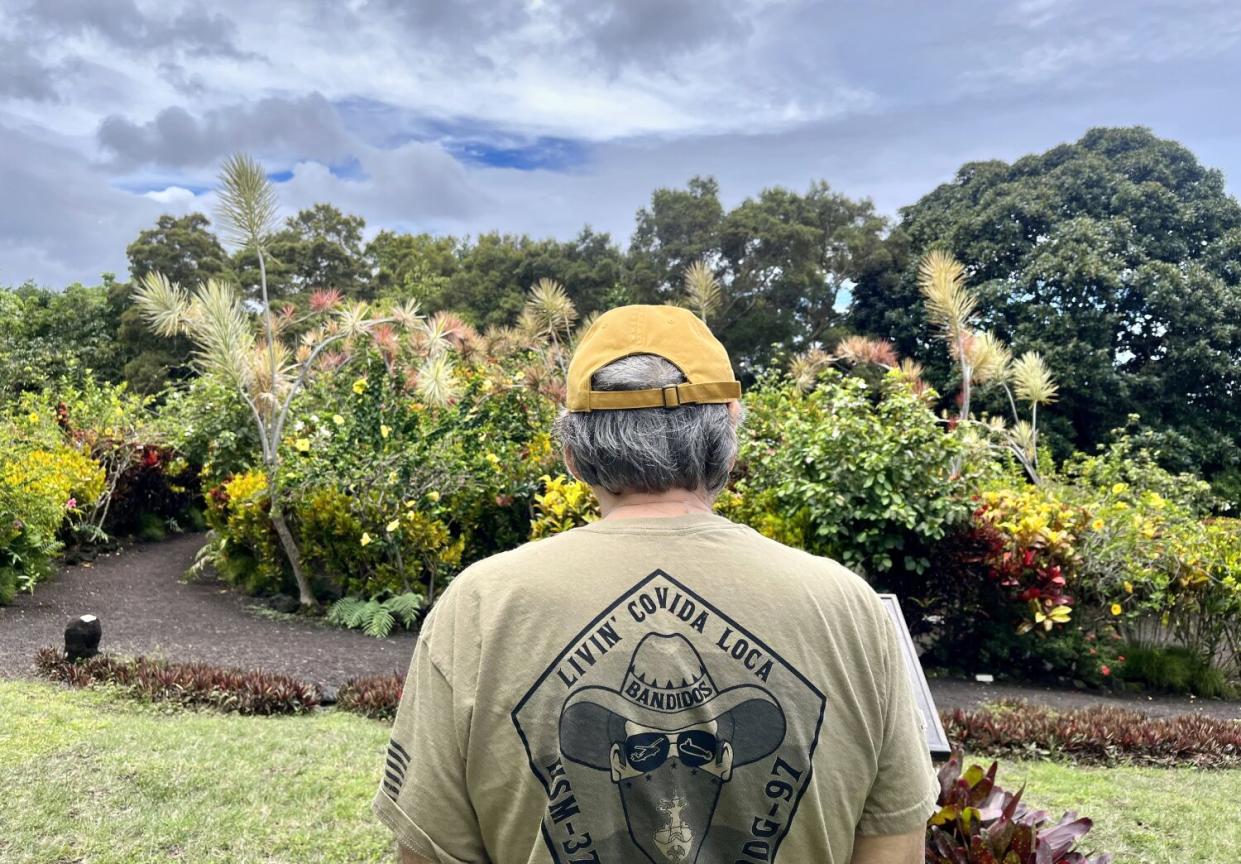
[624,730,720,771]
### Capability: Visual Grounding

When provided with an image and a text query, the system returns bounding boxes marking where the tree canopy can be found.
[850,127,1241,479]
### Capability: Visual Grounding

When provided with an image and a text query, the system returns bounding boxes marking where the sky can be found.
[2,0,1240,287]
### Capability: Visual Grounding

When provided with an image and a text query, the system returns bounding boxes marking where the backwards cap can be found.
[566,304,741,412]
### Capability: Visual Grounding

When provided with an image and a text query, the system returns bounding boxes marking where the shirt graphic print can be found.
[512,568,827,864]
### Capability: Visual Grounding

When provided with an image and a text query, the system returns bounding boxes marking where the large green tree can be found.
[234,204,368,301]
[448,229,625,330]
[850,127,1241,481]
[114,213,233,393]
[627,177,894,374]
[1,280,122,393]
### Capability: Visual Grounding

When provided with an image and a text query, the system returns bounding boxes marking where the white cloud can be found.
[142,185,199,206]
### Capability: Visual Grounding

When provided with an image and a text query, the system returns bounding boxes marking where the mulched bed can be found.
[0,533,415,687]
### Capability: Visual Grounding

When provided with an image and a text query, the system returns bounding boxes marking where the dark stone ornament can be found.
[65,615,102,662]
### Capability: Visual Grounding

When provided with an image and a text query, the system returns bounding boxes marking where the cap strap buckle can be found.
[661,385,681,409]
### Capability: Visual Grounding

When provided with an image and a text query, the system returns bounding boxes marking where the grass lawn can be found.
[2,680,1238,864]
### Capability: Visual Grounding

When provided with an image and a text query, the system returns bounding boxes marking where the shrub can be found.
[203,469,287,595]
[717,368,973,580]
[0,437,106,602]
[326,591,424,638]
[34,648,321,715]
[336,673,404,720]
[928,750,1112,864]
[973,484,1089,634]
[1117,644,1232,698]
[529,473,598,539]
[941,700,1241,768]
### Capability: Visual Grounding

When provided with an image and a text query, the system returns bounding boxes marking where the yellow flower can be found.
[1111,482,1128,495]
[27,412,39,423]
[485,452,500,465]
[404,499,417,509]
[427,490,441,502]
[1123,580,1134,594]
[333,414,345,425]
[1110,603,1123,616]
[1091,518,1105,531]
[386,519,401,533]
[380,424,391,439]
[409,401,424,412]
[360,532,373,546]
[387,470,398,484]
[294,438,311,453]
[352,378,368,395]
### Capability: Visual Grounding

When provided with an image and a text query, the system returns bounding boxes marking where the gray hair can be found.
[552,354,742,496]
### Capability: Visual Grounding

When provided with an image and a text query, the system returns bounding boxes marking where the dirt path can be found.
[0,533,416,688]
[3,536,1239,718]
[928,676,1240,721]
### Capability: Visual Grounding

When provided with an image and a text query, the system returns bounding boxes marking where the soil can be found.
[0,533,417,688]
[2,535,1238,719]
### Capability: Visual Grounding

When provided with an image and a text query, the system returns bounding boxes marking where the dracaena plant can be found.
[918,250,1059,484]
[133,153,428,609]
[927,750,1112,864]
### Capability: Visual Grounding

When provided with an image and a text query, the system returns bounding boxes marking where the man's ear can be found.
[564,447,580,481]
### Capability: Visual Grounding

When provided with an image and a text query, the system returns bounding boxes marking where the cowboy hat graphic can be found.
[559,632,786,771]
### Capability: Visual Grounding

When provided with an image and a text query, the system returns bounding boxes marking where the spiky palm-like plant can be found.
[133,154,425,608]
[916,250,1059,483]
[682,260,722,323]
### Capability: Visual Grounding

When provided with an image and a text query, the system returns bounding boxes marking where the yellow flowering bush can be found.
[0,444,105,602]
[204,470,286,595]
[295,486,463,599]
[973,484,1088,633]
[530,474,599,539]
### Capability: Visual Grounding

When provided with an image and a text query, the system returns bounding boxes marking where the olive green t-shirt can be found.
[373,511,938,863]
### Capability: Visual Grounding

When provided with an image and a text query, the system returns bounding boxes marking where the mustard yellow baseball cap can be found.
[566,304,741,412]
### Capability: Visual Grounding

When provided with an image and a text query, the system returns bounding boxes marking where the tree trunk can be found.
[270,505,317,609]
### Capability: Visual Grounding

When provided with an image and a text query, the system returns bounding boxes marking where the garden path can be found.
[1,536,1238,719]
[0,533,416,688]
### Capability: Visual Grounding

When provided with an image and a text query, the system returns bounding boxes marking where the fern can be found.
[327,591,425,638]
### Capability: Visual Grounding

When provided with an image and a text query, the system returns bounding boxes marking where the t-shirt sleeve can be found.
[371,631,487,863]
[855,602,940,836]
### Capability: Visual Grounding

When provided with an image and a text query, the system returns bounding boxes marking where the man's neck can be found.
[597,489,715,521]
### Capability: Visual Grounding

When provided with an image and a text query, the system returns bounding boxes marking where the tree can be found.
[851,127,1241,479]
[627,178,893,375]
[627,176,724,306]
[447,229,624,330]
[234,204,368,302]
[365,230,459,305]
[115,213,233,393]
[1,280,123,393]
[133,155,421,609]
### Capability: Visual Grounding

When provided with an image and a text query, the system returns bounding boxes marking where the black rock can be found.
[319,686,338,706]
[268,594,300,614]
[65,615,102,661]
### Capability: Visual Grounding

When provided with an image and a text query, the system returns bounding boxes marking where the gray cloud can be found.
[550,0,753,69]
[98,93,353,168]
[0,38,62,102]
[18,0,250,58]
[0,122,169,286]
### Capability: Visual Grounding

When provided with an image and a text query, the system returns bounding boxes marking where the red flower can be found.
[1022,548,1036,567]
[1100,665,1111,676]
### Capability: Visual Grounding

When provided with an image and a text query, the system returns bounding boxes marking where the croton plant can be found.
[927,750,1112,864]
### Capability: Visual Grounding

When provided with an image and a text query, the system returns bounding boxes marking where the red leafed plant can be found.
[927,750,1113,864]
[336,672,404,720]
[35,647,321,715]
